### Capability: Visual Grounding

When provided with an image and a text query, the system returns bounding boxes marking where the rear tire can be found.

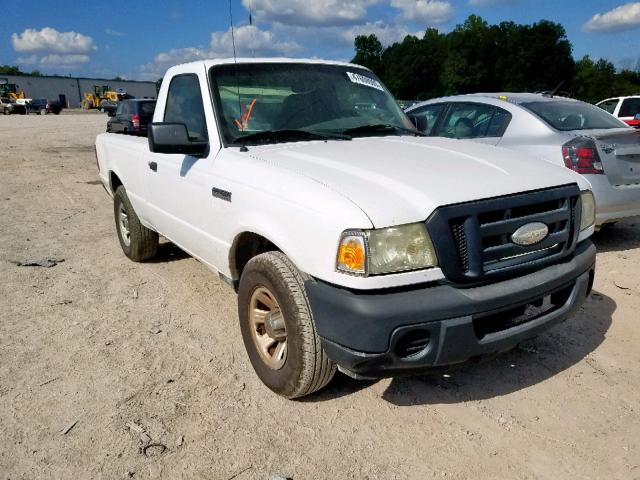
[238,252,336,399]
[113,186,158,261]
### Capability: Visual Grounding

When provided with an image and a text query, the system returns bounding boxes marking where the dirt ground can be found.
[1,113,639,480]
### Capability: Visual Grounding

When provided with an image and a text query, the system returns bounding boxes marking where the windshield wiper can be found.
[340,124,426,137]
[232,129,351,147]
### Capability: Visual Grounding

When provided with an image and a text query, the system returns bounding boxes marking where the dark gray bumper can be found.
[305,240,596,378]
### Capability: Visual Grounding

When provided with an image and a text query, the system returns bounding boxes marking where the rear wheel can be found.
[3,108,9,115]
[238,252,336,399]
[113,186,158,261]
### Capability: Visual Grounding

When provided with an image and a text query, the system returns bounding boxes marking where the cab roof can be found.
[174,57,366,71]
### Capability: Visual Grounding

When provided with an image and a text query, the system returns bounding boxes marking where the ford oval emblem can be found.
[511,222,549,246]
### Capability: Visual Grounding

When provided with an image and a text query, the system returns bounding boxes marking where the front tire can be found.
[113,186,158,261]
[238,252,336,399]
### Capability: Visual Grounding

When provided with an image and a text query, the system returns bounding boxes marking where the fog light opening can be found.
[395,329,431,359]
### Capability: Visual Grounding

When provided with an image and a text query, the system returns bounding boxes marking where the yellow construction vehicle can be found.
[81,85,127,110]
[0,79,26,101]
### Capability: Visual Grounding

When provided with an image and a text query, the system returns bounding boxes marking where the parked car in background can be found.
[406,93,640,227]
[106,99,156,135]
[1,97,15,115]
[1,97,25,114]
[596,96,640,128]
[26,98,62,115]
[100,100,118,115]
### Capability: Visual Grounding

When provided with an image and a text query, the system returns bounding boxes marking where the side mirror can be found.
[107,110,116,117]
[408,114,428,133]
[148,123,208,157]
[635,113,640,120]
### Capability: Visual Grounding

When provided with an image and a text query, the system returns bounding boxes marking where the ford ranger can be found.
[95,59,597,398]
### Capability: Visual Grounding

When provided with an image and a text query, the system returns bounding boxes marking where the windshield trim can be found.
[208,62,409,148]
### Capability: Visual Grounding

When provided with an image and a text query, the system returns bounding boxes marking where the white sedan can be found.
[406,93,640,227]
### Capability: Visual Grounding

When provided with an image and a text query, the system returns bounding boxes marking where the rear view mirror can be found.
[148,123,208,157]
[408,114,428,133]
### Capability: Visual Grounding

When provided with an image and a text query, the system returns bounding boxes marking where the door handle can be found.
[148,161,157,172]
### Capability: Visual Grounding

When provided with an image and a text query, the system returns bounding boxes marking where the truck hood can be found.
[248,136,589,227]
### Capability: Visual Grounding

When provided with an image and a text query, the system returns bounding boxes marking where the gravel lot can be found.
[1,113,639,479]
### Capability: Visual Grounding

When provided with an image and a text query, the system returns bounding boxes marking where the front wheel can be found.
[40,108,46,115]
[113,186,158,261]
[238,252,336,399]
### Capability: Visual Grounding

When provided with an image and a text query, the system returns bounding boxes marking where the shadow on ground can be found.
[147,241,191,263]
[308,291,615,404]
[592,219,640,253]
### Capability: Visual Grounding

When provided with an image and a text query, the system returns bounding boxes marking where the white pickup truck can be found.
[96,58,597,398]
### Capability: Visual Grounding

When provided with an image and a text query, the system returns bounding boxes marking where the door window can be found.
[597,99,618,114]
[408,104,445,134]
[164,74,208,141]
[434,103,511,139]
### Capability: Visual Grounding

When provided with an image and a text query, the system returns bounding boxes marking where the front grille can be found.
[427,184,581,284]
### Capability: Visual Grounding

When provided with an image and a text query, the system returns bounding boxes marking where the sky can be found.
[1,0,639,81]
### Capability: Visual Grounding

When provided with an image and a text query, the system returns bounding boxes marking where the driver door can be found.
[144,73,225,266]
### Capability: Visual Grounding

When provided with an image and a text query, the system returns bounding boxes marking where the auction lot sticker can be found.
[346,72,384,91]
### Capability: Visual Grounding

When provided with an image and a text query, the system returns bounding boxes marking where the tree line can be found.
[353,15,640,104]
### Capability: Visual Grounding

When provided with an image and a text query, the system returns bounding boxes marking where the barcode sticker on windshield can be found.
[346,72,384,91]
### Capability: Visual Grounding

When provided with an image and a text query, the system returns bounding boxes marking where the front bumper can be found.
[588,175,640,225]
[305,240,596,378]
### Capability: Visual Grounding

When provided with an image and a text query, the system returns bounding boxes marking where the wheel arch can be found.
[109,170,124,194]
[228,231,284,287]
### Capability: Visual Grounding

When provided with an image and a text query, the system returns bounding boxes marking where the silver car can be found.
[405,93,640,227]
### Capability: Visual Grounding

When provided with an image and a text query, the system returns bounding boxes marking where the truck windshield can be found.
[209,63,416,145]
[521,100,627,131]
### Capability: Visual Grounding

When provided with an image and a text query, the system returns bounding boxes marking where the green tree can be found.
[382,28,448,100]
[353,34,384,76]
[441,15,498,94]
[351,15,633,103]
[0,65,23,75]
[494,20,573,92]
[572,56,616,103]
[613,69,640,97]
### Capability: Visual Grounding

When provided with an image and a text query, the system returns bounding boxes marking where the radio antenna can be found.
[228,0,245,142]
[248,0,255,57]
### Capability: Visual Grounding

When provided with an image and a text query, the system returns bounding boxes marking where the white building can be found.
[1,74,157,107]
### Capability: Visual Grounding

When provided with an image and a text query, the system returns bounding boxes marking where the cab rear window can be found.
[619,98,640,118]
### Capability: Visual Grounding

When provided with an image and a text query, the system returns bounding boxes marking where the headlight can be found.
[337,223,437,276]
[580,190,596,231]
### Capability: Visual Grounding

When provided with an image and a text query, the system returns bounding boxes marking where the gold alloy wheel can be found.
[248,286,287,370]
[118,205,131,247]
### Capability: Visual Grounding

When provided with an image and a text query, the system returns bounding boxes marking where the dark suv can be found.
[107,99,156,135]
[27,98,62,115]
